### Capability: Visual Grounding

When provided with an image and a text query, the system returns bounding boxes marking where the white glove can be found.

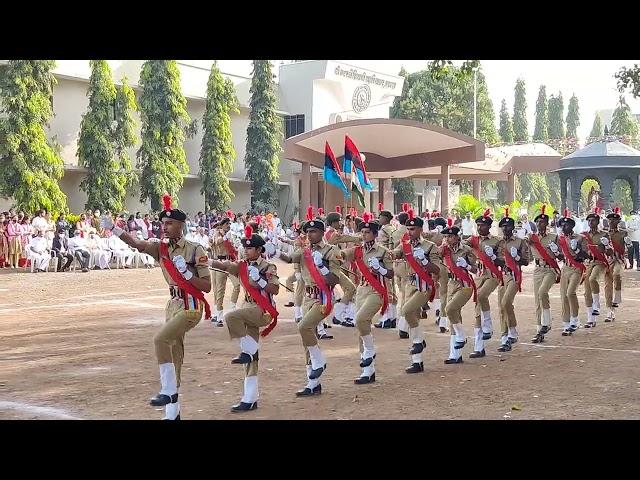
[312,250,324,266]
[172,255,193,280]
[600,237,609,247]
[510,246,519,258]
[456,257,468,269]
[295,272,301,281]
[570,239,578,251]
[483,245,494,257]
[368,257,381,270]
[548,242,559,254]
[100,216,123,237]
[223,232,230,241]
[248,265,261,281]
[413,247,426,260]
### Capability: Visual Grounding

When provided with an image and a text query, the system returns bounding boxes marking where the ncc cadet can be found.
[581,207,611,328]
[604,207,629,322]
[210,213,241,327]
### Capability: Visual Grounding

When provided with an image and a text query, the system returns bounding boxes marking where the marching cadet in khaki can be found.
[211,225,279,412]
[424,216,449,333]
[556,209,590,336]
[324,209,359,328]
[496,209,530,352]
[528,205,562,344]
[463,209,503,358]
[102,195,211,420]
[392,212,440,373]
[604,208,629,321]
[582,208,610,328]
[340,214,394,384]
[390,210,410,338]
[375,207,398,329]
[279,224,306,322]
[280,218,341,396]
[210,217,240,327]
[439,218,478,364]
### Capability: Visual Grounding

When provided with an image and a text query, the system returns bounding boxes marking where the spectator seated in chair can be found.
[51,229,74,272]
[87,231,112,269]
[67,230,91,272]
[28,230,52,272]
[133,230,157,268]
[108,232,136,268]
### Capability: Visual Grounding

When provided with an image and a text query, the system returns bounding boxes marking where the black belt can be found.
[169,286,185,299]
[535,259,550,267]
[217,255,228,260]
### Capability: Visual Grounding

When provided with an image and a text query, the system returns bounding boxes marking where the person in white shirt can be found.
[28,230,51,272]
[460,212,477,238]
[87,231,111,269]
[626,210,640,270]
[194,227,209,249]
[272,212,281,231]
[108,234,136,268]
[133,231,156,268]
[67,230,91,272]
[134,212,148,240]
[185,227,198,243]
[520,213,537,235]
[31,209,48,235]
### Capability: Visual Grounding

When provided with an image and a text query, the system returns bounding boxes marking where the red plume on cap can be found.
[426,212,431,219]
[363,212,371,223]
[306,206,313,221]
[377,202,383,212]
[226,210,233,218]
[540,204,546,216]
[615,207,621,215]
[447,217,454,228]
[563,207,569,218]
[402,203,409,213]
[244,225,253,239]
[408,209,414,220]
[318,207,324,216]
[162,193,172,212]
[335,205,341,214]
[483,208,491,219]
[594,206,600,215]
[504,207,509,218]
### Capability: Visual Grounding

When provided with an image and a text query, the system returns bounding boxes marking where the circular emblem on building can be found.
[352,84,371,113]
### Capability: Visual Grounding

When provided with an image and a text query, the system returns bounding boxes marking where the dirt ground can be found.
[1,260,640,420]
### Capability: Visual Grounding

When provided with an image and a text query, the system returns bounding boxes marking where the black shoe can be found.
[341,320,355,327]
[561,328,572,336]
[389,318,397,329]
[231,352,254,364]
[296,384,322,397]
[284,302,294,307]
[354,373,376,384]
[323,322,331,329]
[612,303,619,308]
[405,362,424,374]
[378,318,395,329]
[604,315,615,323]
[399,330,409,339]
[531,333,545,343]
[482,332,492,340]
[231,401,258,412]
[497,343,512,352]
[318,333,333,340]
[150,393,178,406]
[435,309,440,318]
[592,309,600,316]
[568,324,578,332]
[216,320,224,327]
[584,321,596,329]
[508,337,518,345]
[82,268,89,273]
[454,339,467,350]
[439,327,448,334]
[409,340,426,355]
[539,325,551,334]
[308,364,326,380]
[469,349,486,358]
[359,354,376,368]
[374,321,384,328]
[211,316,218,324]
[444,357,463,364]
[333,317,343,326]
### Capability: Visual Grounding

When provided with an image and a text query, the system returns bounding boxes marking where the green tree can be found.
[512,79,528,142]
[0,60,67,214]
[78,61,137,212]
[199,62,239,211]
[610,96,640,148]
[245,60,282,211]
[137,60,193,211]
[392,178,415,206]
[516,172,550,204]
[454,194,483,217]
[499,99,514,143]
[589,113,604,139]
[566,94,580,139]
[533,85,548,141]
[548,93,565,140]
[113,76,139,192]
[615,64,640,98]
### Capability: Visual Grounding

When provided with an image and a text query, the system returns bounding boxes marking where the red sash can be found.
[303,247,333,315]
[582,232,611,274]
[558,235,586,274]
[238,261,279,337]
[609,233,628,267]
[402,239,435,301]
[354,245,388,314]
[470,235,503,285]
[223,239,237,261]
[529,234,561,283]
[159,241,211,319]
[442,245,477,303]
[503,246,523,292]
[324,228,336,242]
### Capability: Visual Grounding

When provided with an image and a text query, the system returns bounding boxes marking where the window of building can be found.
[284,114,305,138]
